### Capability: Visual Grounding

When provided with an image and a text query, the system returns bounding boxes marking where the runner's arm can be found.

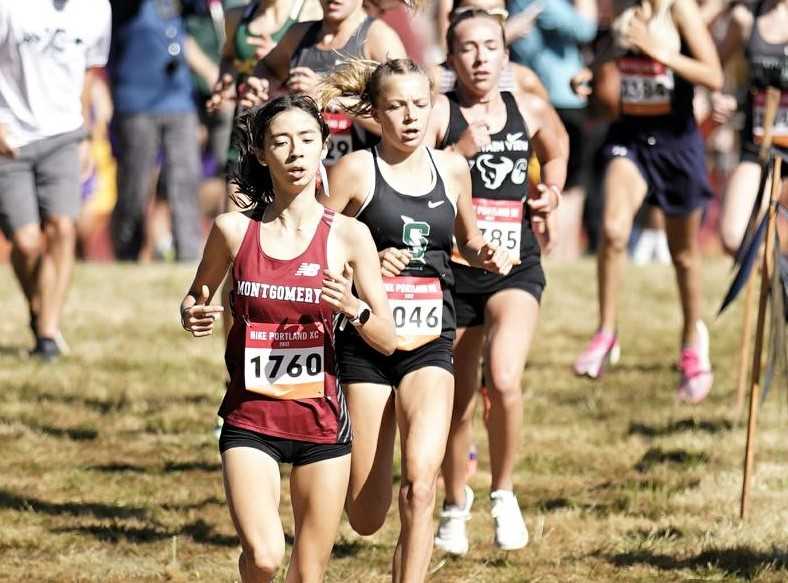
[518,93,568,190]
[321,151,371,215]
[343,220,397,355]
[180,214,237,336]
[444,152,518,273]
[662,0,724,91]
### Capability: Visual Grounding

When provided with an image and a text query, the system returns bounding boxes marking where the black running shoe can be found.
[30,337,60,362]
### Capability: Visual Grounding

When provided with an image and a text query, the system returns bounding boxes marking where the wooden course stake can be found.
[740,154,782,520]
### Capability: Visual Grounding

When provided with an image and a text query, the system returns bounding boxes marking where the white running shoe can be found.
[490,490,528,551]
[434,485,474,556]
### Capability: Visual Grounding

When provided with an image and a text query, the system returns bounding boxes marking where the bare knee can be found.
[240,541,285,580]
[400,473,437,515]
[12,226,44,259]
[488,368,523,406]
[669,246,698,273]
[44,216,76,243]
[602,219,630,253]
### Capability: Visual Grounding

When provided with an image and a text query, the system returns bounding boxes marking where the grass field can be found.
[0,258,786,582]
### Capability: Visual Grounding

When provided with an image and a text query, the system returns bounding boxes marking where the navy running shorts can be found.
[601,121,713,216]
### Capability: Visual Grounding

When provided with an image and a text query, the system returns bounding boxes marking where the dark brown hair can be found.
[230,94,329,215]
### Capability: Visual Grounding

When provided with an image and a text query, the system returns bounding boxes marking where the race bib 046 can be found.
[244,322,325,399]
[383,276,443,351]
[618,57,674,116]
[452,198,522,266]
[323,111,353,166]
[753,90,788,148]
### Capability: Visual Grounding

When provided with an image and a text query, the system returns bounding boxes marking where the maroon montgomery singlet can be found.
[219,207,350,444]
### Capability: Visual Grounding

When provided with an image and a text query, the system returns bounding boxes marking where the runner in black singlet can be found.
[424,9,567,555]
[571,0,723,404]
[318,58,517,582]
[718,0,788,255]
[181,95,395,582]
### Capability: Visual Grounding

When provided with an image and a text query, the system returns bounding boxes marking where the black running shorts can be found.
[219,423,351,466]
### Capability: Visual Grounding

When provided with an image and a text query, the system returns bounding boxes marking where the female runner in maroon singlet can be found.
[180,95,396,583]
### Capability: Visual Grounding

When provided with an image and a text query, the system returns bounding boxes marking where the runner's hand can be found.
[453,120,491,158]
[528,183,560,235]
[622,10,669,63]
[182,285,224,337]
[287,67,321,97]
[321,264,359,317]
[379,248,412,277]
[710,92,737,125]
[207,73,236,112]
[0,124,18,159]
[570,68,593,97]
[239,76,270,108]
[479,240,519,275]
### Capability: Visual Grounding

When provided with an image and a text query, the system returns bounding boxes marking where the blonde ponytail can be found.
[317,57,431,116]
[317,58,379,116]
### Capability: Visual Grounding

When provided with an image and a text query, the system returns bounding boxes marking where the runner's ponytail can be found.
[318,58,431,117]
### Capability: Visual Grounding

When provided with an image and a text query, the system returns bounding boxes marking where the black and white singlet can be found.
[440,91,541,295]
[344,147,457,348]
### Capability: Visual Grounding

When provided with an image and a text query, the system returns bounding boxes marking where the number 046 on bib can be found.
[244,322,326,400]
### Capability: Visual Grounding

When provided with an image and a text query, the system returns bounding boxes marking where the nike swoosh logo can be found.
[427,200,445,208]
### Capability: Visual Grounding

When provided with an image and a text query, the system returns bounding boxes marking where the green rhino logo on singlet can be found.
[401,215,430,264]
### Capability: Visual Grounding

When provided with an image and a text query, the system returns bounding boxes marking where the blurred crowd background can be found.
[0,0,768,264]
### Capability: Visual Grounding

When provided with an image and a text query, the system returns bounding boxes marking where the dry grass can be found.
[0,258,786,582]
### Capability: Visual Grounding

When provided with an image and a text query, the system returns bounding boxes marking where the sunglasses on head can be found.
[450,6,509,21]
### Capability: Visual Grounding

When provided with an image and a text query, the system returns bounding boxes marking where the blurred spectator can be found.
[0,0,111,359]
[508,0,597,260]
[108,0,203,261]
[183,0,250,174]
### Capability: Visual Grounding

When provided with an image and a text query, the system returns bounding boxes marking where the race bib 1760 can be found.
[753,90,788,148]
[383,276,442,351]
[244,322,325,399]
[452,198,522,266]
[618,57,674,116]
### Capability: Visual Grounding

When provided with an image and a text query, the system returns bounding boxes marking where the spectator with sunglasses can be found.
[107,0,204,261]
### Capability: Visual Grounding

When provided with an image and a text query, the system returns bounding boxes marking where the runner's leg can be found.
[440,325,484,507]
[599,157,649,332]
[344,383,397,535]
[393,367,453,583]
[287,454,352,583]
[222,447,286,583]
[482,288,538,492]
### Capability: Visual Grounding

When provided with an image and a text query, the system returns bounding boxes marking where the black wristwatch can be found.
[350,300,372,327]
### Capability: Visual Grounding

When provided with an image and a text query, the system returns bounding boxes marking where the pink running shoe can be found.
[573,330,620,379]
[677,321,713,403]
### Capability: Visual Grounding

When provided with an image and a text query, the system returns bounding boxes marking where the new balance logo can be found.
[427,200,445,209]
[295,263,321,277]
